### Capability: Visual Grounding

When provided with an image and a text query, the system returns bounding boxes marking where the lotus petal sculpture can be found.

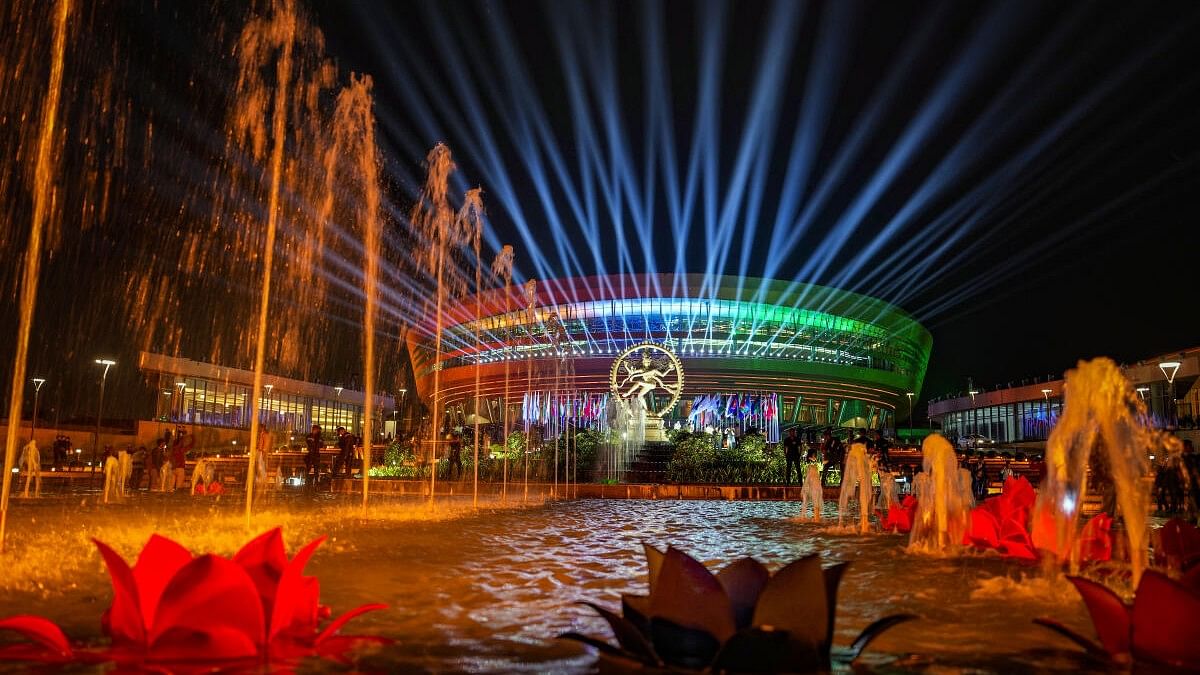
[962,476,1111,563]
[561,544,917,673]
[0,528,386,667]
[1154,517,1200,572]
[878,495,917,534]
[1035,569,1200,669]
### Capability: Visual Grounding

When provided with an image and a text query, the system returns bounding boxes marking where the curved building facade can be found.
[407,274,931,438]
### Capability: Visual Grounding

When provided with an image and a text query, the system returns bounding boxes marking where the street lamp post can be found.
[174,381,186,420]
[968,389,979,439]
[1159,361,1182,428]
[1041,388,1053,439]
[93,359,116,471]
[905,391,914,443]
[1136,386,1150,402]
[29,378,46,441]
[263,383,274,432]
[398,388,407,438]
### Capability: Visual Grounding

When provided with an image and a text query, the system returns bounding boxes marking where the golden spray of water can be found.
[0,0,71,554]
[523,279,537,502]
[1036,357,1178,588]
[242,0,297,526]
[411,144,462,504]
[491,245,514,502]
[460,189,485,509]
[328,75,383,511]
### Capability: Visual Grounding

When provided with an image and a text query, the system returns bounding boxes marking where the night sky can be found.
[1,0,1198,421]
[307,0,1200,400]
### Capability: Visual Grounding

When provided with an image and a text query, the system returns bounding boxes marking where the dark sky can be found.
[2,0,1198,421]
[306,0,1200,404]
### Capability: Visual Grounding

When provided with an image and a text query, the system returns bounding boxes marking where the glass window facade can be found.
[154,373,365,439]
[937,398,1061,443]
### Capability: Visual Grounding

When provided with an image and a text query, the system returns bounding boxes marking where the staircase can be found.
[626,441,674,483]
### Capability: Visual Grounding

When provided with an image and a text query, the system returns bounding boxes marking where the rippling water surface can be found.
[0,494,1111,673]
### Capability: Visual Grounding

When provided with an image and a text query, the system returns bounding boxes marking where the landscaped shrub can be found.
[667,431,719,482]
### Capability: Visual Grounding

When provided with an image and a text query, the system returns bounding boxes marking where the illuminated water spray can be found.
[411,143,468,503]
[1034,357,1178,587]
[0,0,71,553]
[491,245,515,502]
[236,0,297,524]
[838,442,873,533]
[908,434,973,554]
[459,188,485,508]
[328,75,384,510]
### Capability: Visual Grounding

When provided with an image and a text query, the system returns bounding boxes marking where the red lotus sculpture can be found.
[1035,569,1200,668]
[878,495,917,534]
[561,544,916,673]
[1154,517,1200,572]
[961,476,1111,563]
[0,528,385,667]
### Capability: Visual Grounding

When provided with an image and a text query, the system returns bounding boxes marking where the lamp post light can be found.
[263,383,274,431]
[905,392,914,443]
[1159,361,1182,428]
[93,359,116,471]
[398,388,407,437]
[29,378,46,441]
[174,381,187,421]
[1041,389,1053,439]
[1136,386,1150,401]
[968,389,979,437]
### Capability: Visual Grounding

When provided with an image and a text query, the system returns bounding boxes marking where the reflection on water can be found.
[0,495,1110,673]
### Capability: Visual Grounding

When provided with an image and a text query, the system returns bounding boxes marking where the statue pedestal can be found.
[644,415,667,442]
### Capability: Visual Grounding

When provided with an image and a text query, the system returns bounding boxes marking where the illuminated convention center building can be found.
[408,274,931,443]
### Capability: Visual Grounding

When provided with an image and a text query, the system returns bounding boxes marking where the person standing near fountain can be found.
[820,429,844,487]
[305,424,323,486]
[873,430,891,469]
[131,445,146,490]
[169,429,192,491]
[335,427,354,477]
[447,431,463,481]
[149,438,166,491]
[782,428,802,486]
[1181,439,1199,521]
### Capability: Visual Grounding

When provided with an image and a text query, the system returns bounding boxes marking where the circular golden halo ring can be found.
[608,341,684,417]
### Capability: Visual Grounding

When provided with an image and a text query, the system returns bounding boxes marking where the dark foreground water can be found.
[0,493,1110,673]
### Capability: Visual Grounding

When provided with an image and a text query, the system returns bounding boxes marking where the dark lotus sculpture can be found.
[0,528,385,667]
[1154,517,1200,572]
[1035,568,1200,669]
[561,544,917,673]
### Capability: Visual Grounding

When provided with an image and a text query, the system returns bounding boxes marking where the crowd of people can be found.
[779,426,894,488]
[1155,438,1200,516]
[303,423,363,485]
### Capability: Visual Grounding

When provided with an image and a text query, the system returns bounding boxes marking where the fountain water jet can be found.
[908,434,973,554]
[410,144,470,504]
[236,0,298,526]
[326,74,384,510]
[523,280,537,502]
[490,246,515,502]
[0,0,71,553]
[19,441,41,499]
[1035,357,1177,586]
[838,443,874,533]
[460,189,486,508]
[877,467,898,514]
[102,450,130,503]
[798,462,824,521]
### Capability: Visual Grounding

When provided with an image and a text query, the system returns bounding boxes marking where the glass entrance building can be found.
[139,351,388,438]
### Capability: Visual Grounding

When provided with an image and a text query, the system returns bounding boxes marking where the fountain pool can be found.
[0,494,1109,673]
